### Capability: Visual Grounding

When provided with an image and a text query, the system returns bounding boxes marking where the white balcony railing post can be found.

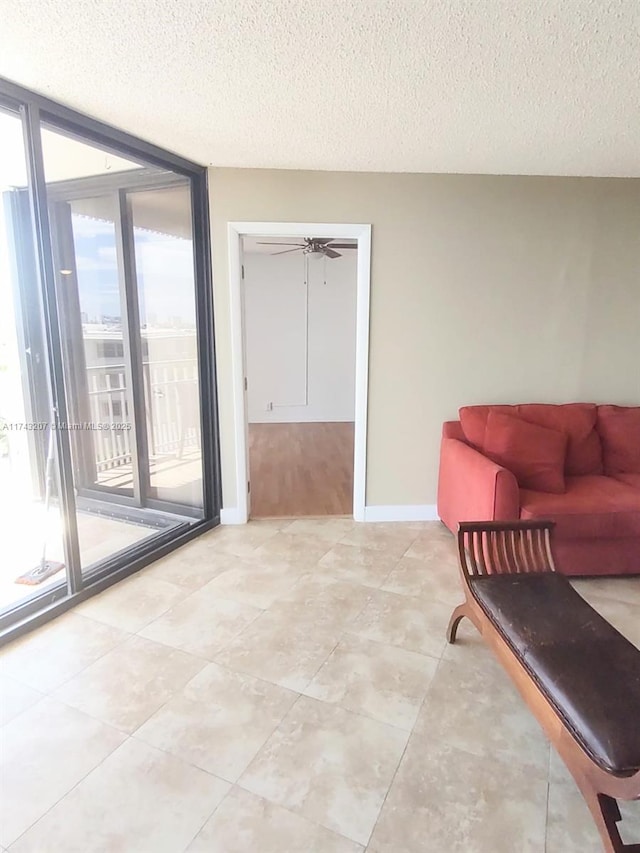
[84,358,198,476]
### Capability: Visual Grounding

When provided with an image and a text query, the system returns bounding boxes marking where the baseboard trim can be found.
[362,504,440,523]
[220,507,246,525]
[221,504,440,524]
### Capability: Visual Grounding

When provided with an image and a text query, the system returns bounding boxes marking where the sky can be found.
[72,213,197,329]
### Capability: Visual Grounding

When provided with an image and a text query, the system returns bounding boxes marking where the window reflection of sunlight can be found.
[134,229,196,328]
[0,111,28,188]
[71,213,121,324]
[0,112,32,495]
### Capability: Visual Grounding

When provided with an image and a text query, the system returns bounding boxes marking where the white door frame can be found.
[226,221,371,523]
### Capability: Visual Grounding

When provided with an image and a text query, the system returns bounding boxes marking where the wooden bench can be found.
[447,520,640,852]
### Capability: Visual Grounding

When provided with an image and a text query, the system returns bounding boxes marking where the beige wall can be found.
[208,169,640,510]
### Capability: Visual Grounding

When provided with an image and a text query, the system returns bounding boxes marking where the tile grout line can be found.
[361,707,414,849]
[301,669,426,736]
[179,782,236,853]
[139,598,265,660]
[5,726,129,849]
[364,632,483,845]
[0,679,47,729]
[129,660,302,784]
[233,691,400,850]
[4,613,135,696]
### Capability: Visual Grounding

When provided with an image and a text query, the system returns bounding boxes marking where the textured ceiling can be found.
[1,0,639,177]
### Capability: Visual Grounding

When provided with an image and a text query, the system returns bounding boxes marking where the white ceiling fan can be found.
[256,236,356,259]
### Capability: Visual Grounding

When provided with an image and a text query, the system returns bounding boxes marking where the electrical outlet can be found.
[266,401,273,412]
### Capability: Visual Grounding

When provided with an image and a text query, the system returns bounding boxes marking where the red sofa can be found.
[437,403,640,576]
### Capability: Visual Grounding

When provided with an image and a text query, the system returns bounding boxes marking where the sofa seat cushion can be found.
[459,403,602,475]
[470,573,640,775]
[484,411,566,493]
[598,405,640,474]
[520,475,640,539]
[613,473,640,491]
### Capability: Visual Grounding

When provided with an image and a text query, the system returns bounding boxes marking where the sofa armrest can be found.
[437,436,520,532]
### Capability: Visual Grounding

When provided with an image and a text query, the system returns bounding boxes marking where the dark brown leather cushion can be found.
[470,573,640,775]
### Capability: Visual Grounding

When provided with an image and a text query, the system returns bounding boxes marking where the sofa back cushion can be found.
[459,403,602,475]
[483,411,567,493]
[597,406,640,474]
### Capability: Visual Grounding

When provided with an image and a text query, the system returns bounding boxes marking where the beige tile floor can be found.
[1,518,639,852]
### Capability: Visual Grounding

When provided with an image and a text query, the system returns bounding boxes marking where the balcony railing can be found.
[85,358,200,473]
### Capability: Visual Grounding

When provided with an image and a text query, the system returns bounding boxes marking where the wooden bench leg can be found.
[583,792,628,852]
[447,604,470,644]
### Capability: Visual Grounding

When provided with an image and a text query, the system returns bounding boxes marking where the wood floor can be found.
[248,422,354,517]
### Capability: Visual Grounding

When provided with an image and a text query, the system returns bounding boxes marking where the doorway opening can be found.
[227,223,371,523]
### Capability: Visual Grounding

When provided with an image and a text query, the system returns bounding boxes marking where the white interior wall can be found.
[243,248,357,423]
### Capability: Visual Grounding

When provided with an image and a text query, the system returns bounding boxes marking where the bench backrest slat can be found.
[458,520,556,579]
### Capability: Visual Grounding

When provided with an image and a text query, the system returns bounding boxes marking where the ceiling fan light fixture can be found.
[257,237,351,259]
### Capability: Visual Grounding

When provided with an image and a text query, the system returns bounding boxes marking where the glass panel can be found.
[64,195,135,495]
[40,129,143,182]
[41,127,179,573]
[0,108,68,612]
[130,186,204,510]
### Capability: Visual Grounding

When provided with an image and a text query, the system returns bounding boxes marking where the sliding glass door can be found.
[40,127,208,576]
[0,81,219,639]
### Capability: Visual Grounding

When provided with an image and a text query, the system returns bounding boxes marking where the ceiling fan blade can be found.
[310,237,334,245]
[256,241,305,247]
[323,248,341,259]
[271,247,304,256]
[324,243,357,249]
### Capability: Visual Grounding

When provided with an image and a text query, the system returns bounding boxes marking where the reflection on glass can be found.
[131,186,204,510]
[40,127,143,183]
[0,109,67,610]
[68,197,136,493]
